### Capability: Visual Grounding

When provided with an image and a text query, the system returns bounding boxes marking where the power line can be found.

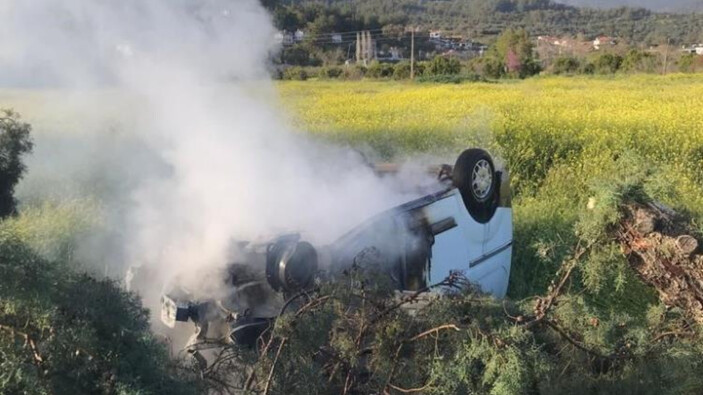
[280,32,435,46]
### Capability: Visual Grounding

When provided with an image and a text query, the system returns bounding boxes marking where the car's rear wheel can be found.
[453,149,499,223]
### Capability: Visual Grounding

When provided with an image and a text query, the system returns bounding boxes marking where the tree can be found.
[393,61,412,79]
[678,53,697,73]
[469,56,505,79]
[621,49,659,73]
[425,55,462,76]
[551,56,581,74]
[0,110,33,218]
[366,61,395,78]
[283,43,316,66]
[592,53,623,74]
[487,28,541,78]
[273,7,301,32]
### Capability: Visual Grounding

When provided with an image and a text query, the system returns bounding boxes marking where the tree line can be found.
[276,28,703,82]
[262,0,703,50]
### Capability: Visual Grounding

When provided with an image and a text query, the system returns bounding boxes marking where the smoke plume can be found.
[0,1,427,307]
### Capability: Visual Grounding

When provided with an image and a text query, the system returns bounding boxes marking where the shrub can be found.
[469,56,505,79]
[592,53,623,74]
[551,56,580,75]
[0,225,198,394]
[282,66,309,81]
[621,49,659,73]
[416,74,484,84]
[425,55,462,76]
[365,61,395,79]
[318,66,343,79]
[677,53,702,73]
[580,61,596,74]
[340,65,366,80]
[392,61,411,80]
[0,110,33,218]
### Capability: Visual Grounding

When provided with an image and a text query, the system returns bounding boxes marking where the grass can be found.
[3,73,703,394]
[4,73,703,296]
[277,74,703,297]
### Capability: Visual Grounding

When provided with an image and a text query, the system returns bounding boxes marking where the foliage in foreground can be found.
[0,109,33,218]
[0,222,198,394]
[3,75,703,393]
[200,161,703,394]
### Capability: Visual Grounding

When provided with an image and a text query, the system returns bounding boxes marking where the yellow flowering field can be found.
[278,75,703,155]
[279,74,703,297]
[278,74,703,211]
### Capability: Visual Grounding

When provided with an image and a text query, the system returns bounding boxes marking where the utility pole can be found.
[365,31,372,61]
[410,28,415,80]
[356,31,362,63]
[662,38,671,75]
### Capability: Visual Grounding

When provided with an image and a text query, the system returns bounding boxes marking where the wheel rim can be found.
[471,159,493,201]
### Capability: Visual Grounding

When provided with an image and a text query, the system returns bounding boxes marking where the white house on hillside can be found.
[294,29,305,42]
[275,31,294,45]
[593,36,615,50]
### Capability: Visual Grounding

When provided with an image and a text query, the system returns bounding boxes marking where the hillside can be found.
[267,0,703,45]
[558,0,703,12]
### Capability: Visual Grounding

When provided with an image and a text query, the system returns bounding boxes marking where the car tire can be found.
[453,148,499,224]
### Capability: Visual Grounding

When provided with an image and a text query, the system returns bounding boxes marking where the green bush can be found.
[318,66,343,79]
[551,56,580,75]
[580,61,596,74]
[677,53,702,73]
[469,56,505,79]
[0,110,33,218]
[282,66,309,81]
[621,49,660,73]
[365,61,395,79]
[592,53,623,74]
[0,222,198,394]
[341,65,366,80]
[392,61,411,79]
[425,55,462,76]
[416,74,483,84]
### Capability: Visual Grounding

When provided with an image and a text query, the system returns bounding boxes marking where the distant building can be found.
[593,36,615,50]
[275,31,294,46]
[538,36,560,45]
[680,44,703,55]
[294,29,305,42]
[429,30,442,40]
[332,33,343,44]
[378,46,402,62]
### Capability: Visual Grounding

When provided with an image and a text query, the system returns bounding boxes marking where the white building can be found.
[681,44,703,55]
[593,36,615,50]
[332,33,343,44]
[294,29,305,42]
[274,31,294,45]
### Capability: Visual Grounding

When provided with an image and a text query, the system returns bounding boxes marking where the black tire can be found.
[266,240,318,292]
[452,149,499,224]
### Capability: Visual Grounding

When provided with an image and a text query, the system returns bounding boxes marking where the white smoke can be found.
[1,1,428,305]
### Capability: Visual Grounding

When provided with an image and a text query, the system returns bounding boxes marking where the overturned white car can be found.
[160,148,512,348]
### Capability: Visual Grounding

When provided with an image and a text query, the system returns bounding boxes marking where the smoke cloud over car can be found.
[0,1,433,308]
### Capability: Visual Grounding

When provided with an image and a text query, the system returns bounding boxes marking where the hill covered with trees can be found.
[559,0,703,12]
[263,0,703,45]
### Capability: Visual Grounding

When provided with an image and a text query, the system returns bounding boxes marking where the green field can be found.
[3,74,703,393]
[277,75,703,295]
